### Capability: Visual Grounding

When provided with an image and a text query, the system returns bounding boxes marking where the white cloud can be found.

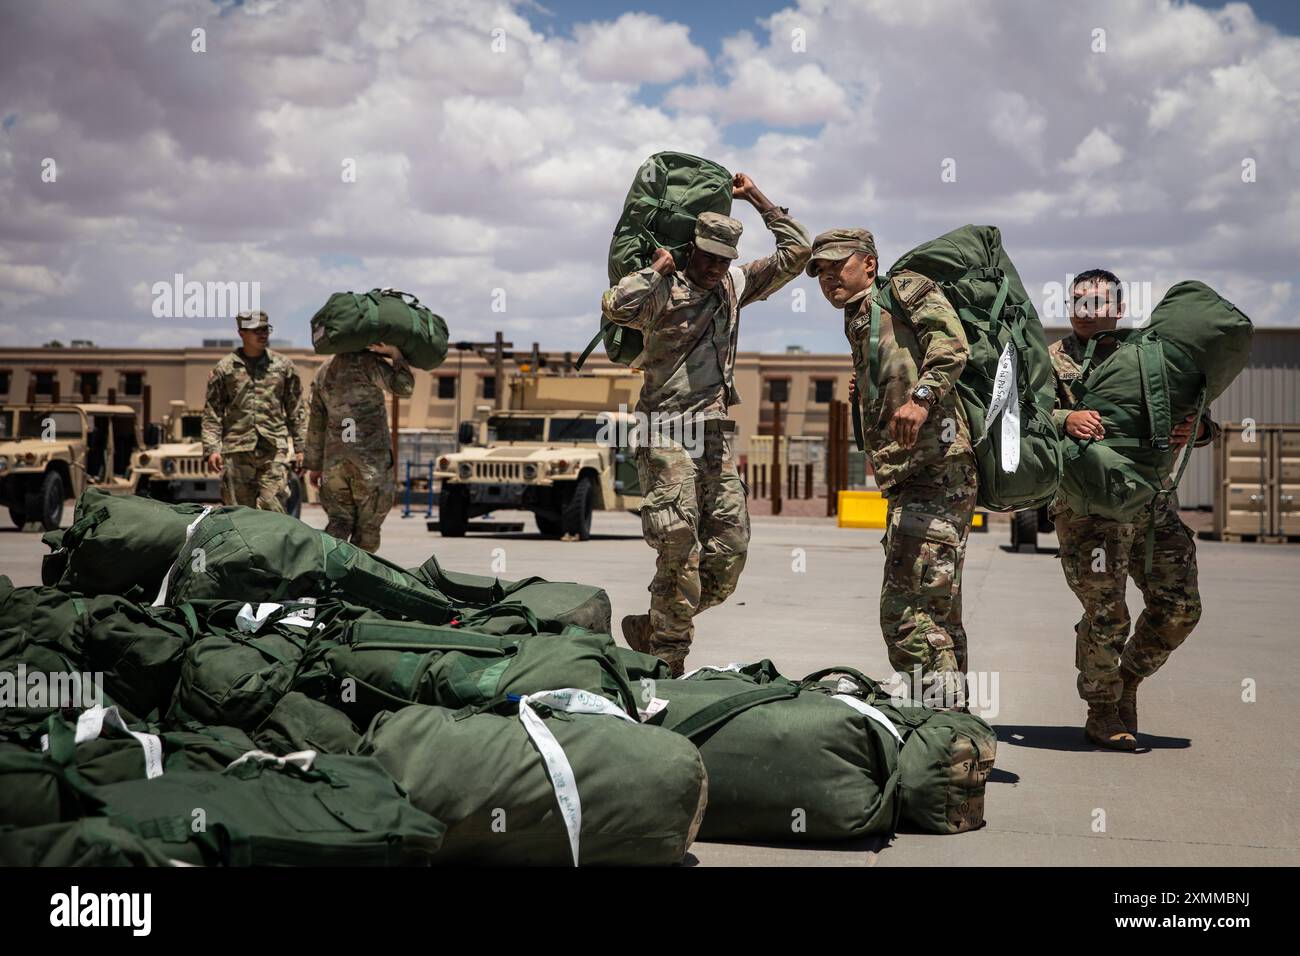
[1060,128,1125,175]
[574,13,709,84]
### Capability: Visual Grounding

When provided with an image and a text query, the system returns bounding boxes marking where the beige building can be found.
[2,328,1297,508]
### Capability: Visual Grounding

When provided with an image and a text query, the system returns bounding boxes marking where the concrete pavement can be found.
[3,504,1296,866]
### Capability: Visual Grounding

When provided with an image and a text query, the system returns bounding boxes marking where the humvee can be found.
[0,403,144,530]
[435,372,643,540]
[133,400,303,518]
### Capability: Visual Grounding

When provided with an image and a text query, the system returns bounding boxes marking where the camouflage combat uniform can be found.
[1049,333,1216,704]
[842,269,976,689]
[304,351,414,553]
[601,207,811,668]
[201,348,306,512]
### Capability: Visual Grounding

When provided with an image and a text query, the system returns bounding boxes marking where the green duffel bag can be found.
[0,580,199,719]
[41,488,210,596]
[161,508,456,624]
[254,692,362,756]
[0,576,84,662]
[87,751,445,866]
[411,555,612,634]
[651,661,901,841]
[295,620,638,727]
[1,706,256,829]
[805,669,997,834]
[361,692,706,866]
[0,818,178,866]
[166,627,313,730]
[612,645,674,683]
[872,225,1062,512]
[1058,280,1253,524]
[578,151,733,368]
[311,288,449,370]
[0,644,145,744]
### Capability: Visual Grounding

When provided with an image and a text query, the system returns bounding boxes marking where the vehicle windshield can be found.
[180,415,203,440]
[548,417,603,442]
[488,416,545,442]
[0,411,12,440]
[17,410,83,439]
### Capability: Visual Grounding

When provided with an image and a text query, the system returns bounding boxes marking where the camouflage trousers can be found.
[880,455,978,692]
[319,457,395,553]
[635,424,750,668]
[221,441,288,512]
[1054,495,1202,704]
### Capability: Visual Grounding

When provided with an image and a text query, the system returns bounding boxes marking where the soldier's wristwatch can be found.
[911,385,935,408]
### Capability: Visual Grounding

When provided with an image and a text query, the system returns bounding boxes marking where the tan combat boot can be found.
[1118,669,1142,736]
[620,614,653,655]
[1085,702,1137,751]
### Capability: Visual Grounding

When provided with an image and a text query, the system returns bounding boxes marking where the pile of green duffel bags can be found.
[2,488,997,866]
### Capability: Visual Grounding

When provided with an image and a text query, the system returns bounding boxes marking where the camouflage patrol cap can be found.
[236,310,270,331]
[806,227,878,277]
[694,212,743,259]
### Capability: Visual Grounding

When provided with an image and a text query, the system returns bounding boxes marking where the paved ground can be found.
[3,505,1296,867]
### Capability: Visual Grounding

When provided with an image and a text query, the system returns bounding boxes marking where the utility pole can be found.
[450,336,515,416]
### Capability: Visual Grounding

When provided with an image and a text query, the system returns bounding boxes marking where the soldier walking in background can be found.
[201,310,306,512]
[304,343,413,552]
[1051,270,1217,750]
[601,173,811,676]
[809,228,975,707]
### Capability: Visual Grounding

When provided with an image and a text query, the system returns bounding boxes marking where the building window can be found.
[0,370,10,395]
[34,371,56,395]
[814,379,835,404]
[767,379,789,403]
[123,372,145,396]
[437,376,456,399]
[75,371,100,398]
[482,376,497,400]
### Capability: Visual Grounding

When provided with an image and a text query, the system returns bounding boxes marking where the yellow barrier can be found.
[837,490,987,532]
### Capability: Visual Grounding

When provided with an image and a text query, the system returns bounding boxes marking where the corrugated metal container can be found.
[1275,427,1300,536]
[1212,424,1271,537]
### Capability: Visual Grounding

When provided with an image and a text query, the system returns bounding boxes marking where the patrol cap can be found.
[236,310,270,331]
[806,227,877,277]
[694,212,743,259]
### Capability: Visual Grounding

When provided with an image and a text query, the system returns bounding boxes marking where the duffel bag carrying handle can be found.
[670,685,799,742]
[798,666,888,699]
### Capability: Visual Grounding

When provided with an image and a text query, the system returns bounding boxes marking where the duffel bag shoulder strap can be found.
[670,684,800,741]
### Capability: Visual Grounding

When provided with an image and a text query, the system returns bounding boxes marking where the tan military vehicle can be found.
[435,371,643,540]
[133,400,303,517]
[0,403,144,530]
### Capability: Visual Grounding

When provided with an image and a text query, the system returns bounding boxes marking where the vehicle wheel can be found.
[9,505,28,529]
[285,475,303,519]
[535,512,562,537]
[34,471,65,532]
[1010,509,1038,553]
[560,475,595,541]
[439,484,470,537]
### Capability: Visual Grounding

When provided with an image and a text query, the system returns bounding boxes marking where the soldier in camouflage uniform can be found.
[601,173,811,676]
[1051,269,1217,750]
[809,228,975,707]
[202,311,306,512]
[304,344,413,553]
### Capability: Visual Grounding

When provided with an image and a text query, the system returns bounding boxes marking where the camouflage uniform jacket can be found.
[845,270,972,492]
[201,348,306,457]
[303,351,414,473]
[1049,333,1219,450]
[601,208,811,421]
